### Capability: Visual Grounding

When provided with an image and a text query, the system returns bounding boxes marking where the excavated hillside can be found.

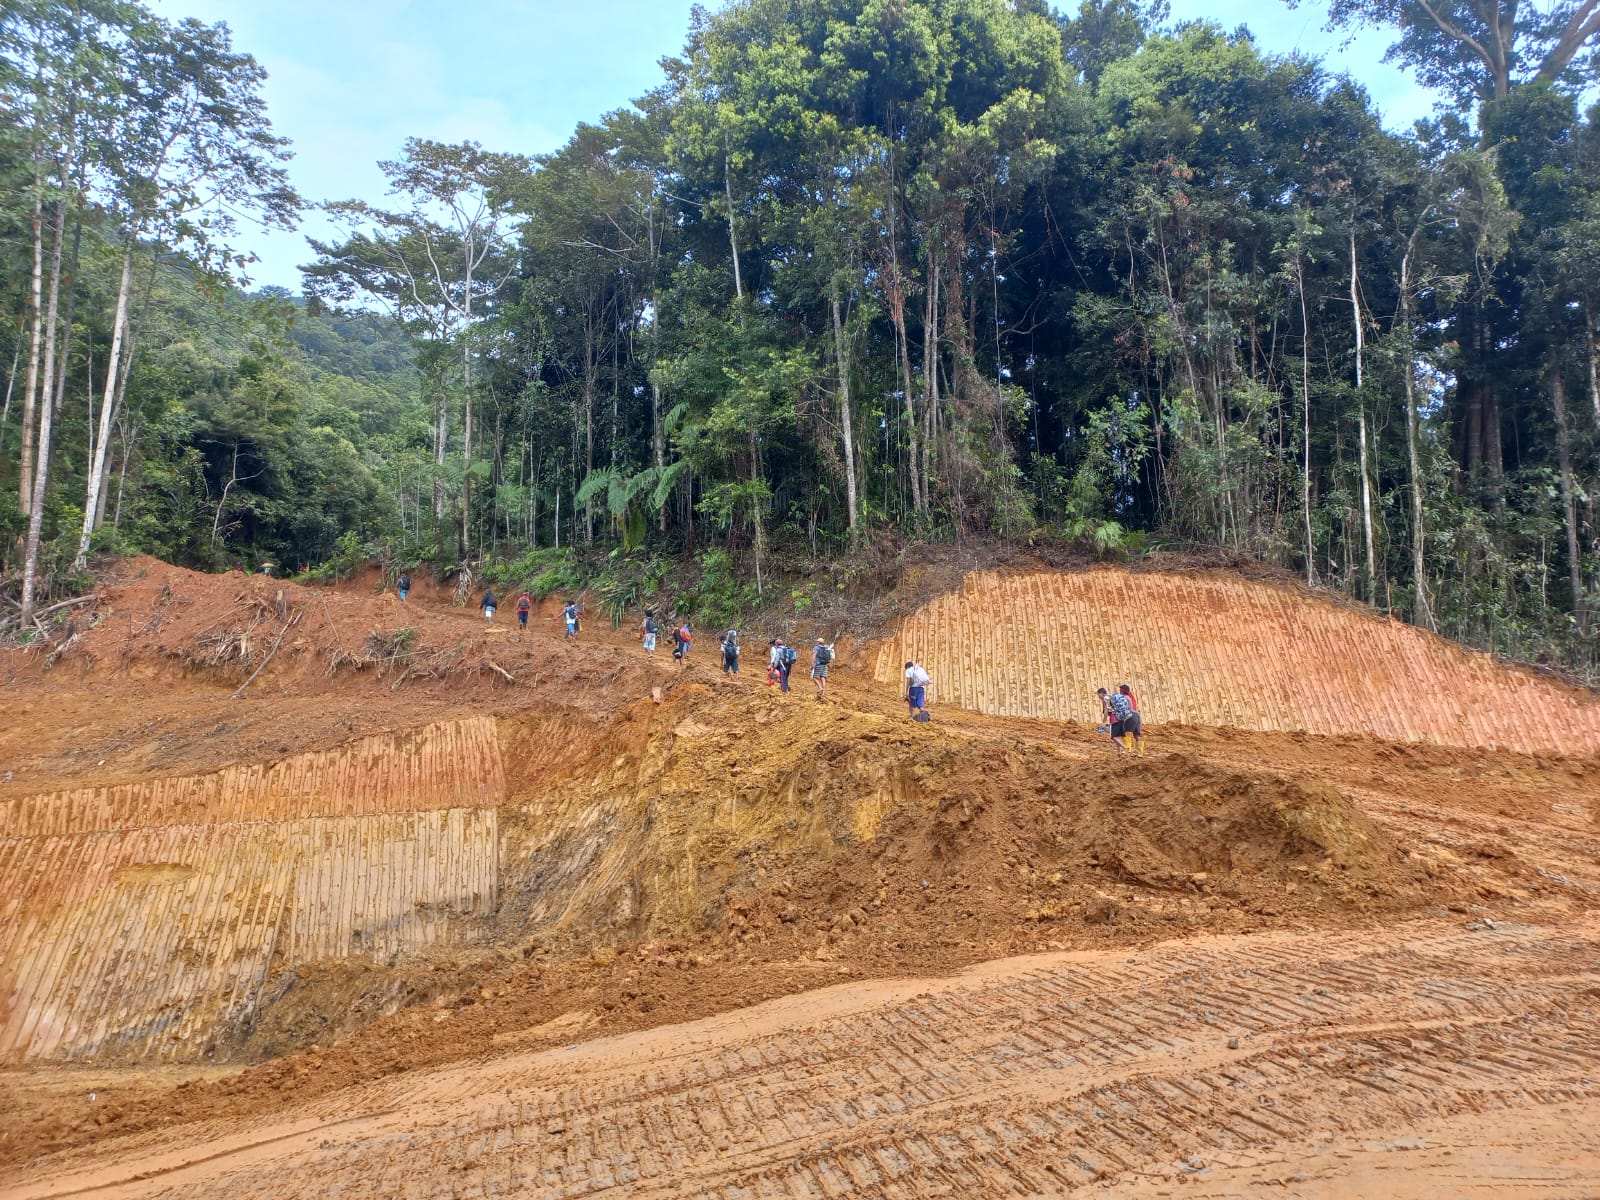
[875,567,1600,754]
[1,555,1597,1187]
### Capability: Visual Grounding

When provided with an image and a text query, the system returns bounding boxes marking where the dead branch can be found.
[232,610,302,699]
[487,660,515,683]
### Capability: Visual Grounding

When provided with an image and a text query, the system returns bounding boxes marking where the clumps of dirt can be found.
[757,741,1443,965]
[1076,758,1405,891]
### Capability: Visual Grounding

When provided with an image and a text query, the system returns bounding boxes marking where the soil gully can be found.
[1,557,1597,1196]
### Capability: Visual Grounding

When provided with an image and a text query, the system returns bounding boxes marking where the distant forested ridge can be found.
[2,0,1598,672]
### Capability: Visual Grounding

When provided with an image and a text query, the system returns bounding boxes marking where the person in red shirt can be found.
[516,592,532,634]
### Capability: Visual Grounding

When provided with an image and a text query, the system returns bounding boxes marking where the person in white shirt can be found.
[903,660,931,719]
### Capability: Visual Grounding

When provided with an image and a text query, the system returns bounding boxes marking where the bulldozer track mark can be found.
[13,918,1597,1199]
[0,718,506,1066]
[874,570,1600,755]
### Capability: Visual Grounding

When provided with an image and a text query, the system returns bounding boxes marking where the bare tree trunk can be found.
[111,419,135,532]
[724,151,743,301]
[1550,364,1586,632]
[1586,300,1600,429]
[433,373,447,520]
[0,337,20,448]
[1350,233,1377,602]
[460,261,474,555]
[1399,243,1433,630]
[77,240,134,567]
[20,127,77,623]
[831,288,860,544]
[19,172,43,517]
[921,240,939,493]
[584,315,596,544]
[1298,256,1316,586]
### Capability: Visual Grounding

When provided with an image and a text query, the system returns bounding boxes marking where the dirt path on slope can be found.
[6,915,1599,1200]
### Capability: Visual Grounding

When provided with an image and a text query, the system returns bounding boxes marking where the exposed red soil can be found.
[0,555,1596,1187]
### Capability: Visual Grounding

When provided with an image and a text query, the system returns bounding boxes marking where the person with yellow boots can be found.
[1102,686,1144,755]
[1118,683,1144,755]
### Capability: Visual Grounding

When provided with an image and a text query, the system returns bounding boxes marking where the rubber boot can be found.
[1122,734,1135,753]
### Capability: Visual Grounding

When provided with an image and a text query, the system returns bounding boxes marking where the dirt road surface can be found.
[6,914,1598,1199]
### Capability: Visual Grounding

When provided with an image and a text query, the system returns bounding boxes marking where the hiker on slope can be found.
[563,599,581,638]
[778,639,798,692]
[482,589,497,624]
[672,619,693,664]
[1100,686,1142,755]
[811,636,834,700]
[640,610,658,655]
[1117,683,1144,755]
[516,591,532,634]
[721,628,741,675]
[397,571,411,602]
[904,660,931,720]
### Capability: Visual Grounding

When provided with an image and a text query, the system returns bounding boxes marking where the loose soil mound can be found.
[873,568,1600,755]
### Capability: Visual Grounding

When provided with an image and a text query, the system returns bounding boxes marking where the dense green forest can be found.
[3,0,1598,673]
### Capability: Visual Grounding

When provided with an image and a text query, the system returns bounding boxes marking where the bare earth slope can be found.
[873,567,1600,755]
[1,557,1597,1196]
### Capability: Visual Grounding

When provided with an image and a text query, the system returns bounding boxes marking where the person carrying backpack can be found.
[481,589,497,624]
[640,610,658,655]
[563,600,581,638]
[721,628,741,674]
[397,571,411,602]
[1103,686,1142,755]
[1114,683,1144,755]
[904,661,931,720]
[779,640,798,693]
[672,620,693,664]
[766,639,782,687]
[811,636,834,699]
[516,591,532,634]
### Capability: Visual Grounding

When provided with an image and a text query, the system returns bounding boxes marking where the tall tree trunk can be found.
[1586,300,1600,429]
[724,151,743,301]
[111,418,135,533]
[77,240,134,567]
[0,338,20,444]
[19,172,43,518]
[831,288,860,544]
[461,260,474,555]
[1399,243,1434,630]
[433,368,447,521]
[20,127,78,623]
[1297,256,1316,587]
[1549,364,1586,632]
[921,239,939,493]
[1350,233,1377,602]
[583,311,596,544]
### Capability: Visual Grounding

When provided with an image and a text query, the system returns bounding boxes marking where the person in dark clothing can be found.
[516,591,532,633]
[481,590,497,623]
[721,628,741,674]
[397,571,411,602]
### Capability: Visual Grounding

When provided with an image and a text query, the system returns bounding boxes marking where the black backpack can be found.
[816,644,833,665]
[645,616,658,635]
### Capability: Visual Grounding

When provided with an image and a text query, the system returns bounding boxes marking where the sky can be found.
[155,0,1434,293]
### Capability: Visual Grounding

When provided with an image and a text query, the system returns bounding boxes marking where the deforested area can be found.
[2,0,1600,1196]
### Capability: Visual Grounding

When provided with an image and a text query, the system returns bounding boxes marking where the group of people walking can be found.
[402,573,1143,744]
[475,589,582,638]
